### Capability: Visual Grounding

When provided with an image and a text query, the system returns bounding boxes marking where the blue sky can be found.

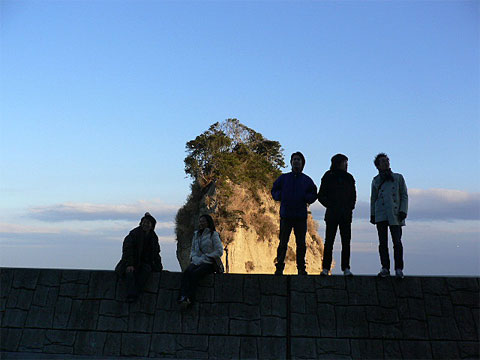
[1,0,479,275]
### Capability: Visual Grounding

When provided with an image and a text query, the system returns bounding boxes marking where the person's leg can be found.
[376,221,390,270]
[180,263,197,299]
[390,225,404,270]
[135,263,152,294]
[126,271,138,298]
[293,218,307,272]
[275,218,293,273]
[186,263,215,301]
[322,221,338,271]
[339,222,352,271]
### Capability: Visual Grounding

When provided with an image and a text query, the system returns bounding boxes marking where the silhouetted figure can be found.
[370,153,408,279]
[178,214,223,308]
[115,212,163,303]
[318,154,356,276]
[271,152,318,275]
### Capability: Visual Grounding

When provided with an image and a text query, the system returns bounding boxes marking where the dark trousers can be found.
[126,263,152,297]
[376,221,404,270]
[276,217,307,271]
[180,263,215,301]
[323,221,351,271]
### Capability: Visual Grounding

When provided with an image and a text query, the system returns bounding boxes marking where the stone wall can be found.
[0,267,478,359]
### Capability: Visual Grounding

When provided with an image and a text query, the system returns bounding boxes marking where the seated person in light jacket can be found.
[178,214,223,308]
[115,212,163,303]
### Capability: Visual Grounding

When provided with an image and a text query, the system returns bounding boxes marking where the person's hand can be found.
[370,215,376,225]
[399,212,407,221]
[126,266,135,273]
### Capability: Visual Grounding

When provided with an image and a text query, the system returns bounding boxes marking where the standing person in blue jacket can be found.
[271,152,318,275]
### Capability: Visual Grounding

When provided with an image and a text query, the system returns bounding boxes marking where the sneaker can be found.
[320,269,329,276]
[298,269,308,276]
[395,269,404,279]
[179,297,191,310]
[378,268,390,277]
[343,268,353,276]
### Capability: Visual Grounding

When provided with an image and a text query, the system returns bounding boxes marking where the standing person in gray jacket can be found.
[178,214,223,308]
[370,153,408,278]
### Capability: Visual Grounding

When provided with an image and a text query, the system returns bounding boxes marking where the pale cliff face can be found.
[176,182,326,274]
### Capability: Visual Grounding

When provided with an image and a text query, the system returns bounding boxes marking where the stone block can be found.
[130,292,156,314]
[197,303,229,334]
[230,303,260,320]
[291,337,316,359]
[13,268,39,290]
[239,337,257,359]
[53,296,72,329]
[316,288,349,306]
[399,340,432,359]
[316,338,350,359]
[181,303,200,333]
[18,328,45,352]
[427,316,461,340]
[261,316,286,336]
[451,290,479,307]
[431,341,460,359]
[229,319,261,335]
[156,289,178,310]
[209,336,240,359]
[25,305,55,328]
[350,339,383,359]
[150,333,176,357]
[446,277,479,291]
[87,271,116,299]
[393,277,423,299]
[291,313,320,337]
[44,329,75,354]
[97,315,128,332]
[346,276,378,305]
[366,305,399,324]
[422,277,448,295]
[214,275,244,302]
[291,291,315,314]
[142,272,160,294]
[196,286,214,302]
[175,334,208,359]
[260,295,286,317]
[99,299,128,317]
[454,306,477,341]
[314,275,346,290]
[243,276,261,305]
[258,274,286,295]
[0,328,22,351]
[2,308,27,328]
[458,341,479,359]
[59,283,88,299]
[0,268,14,297]
[158,271,182,290]
[61,270,90,285]
[377,290,397,308]
[397,298,426,321]
[67,300,100,330]
[128,312,154,333]
[290,274,315,292]
[369,322,402,339]
[121,333,150,357]
[38,269,61,287]
[257,337,286,359]
[400,319,428,340]
[317,303,336,337]
[335,306,369,338]
[153,309,182,333]
[424,294,454,317]
[33,285,58,307]
[6,288,34,310]
[74,331,106,355]
[382,340,402,359]
[103,333,121,356]
[375,276,394,293]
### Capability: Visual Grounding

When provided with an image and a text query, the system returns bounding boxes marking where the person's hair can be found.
[290,151,306,170]
[330,153,348,170]
[199,214,216,233]
[374,153,389,168]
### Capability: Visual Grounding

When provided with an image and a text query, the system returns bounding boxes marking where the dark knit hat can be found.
[140,212,156,230]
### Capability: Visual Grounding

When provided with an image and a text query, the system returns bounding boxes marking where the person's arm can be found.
[370,179,377,224]
[153,233,163,271]
[271,175,283,201]
[398,175,408,218]
[317,175,330,208]
[122,234,136,272]
[206,232,223,259]
[305,177,318,205]
[351,176,357,210]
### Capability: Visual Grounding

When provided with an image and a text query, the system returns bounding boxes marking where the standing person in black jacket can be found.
[115,212,163,303]
[318,154,356,276]
[271,151,318,275]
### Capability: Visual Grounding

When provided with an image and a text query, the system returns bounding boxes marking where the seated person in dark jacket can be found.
[115,212,163,302]
[271,151,318,275]
[318,154,356,276]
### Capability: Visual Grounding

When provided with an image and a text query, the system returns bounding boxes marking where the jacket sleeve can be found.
[305,177,318,205]
[351,175,357,210]
[152,233,163,271]
[271,175,283,201]
[205,232,223,259]
[122,234,136,267]
[370,179,378,217]
[317,174,330,208]
[398,175,408,214]
[190,233,197,260]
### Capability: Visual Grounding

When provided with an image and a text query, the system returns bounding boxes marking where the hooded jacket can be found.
[318,169,356,223]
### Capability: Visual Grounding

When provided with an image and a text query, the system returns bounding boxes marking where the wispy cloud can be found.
[311,188,480,221]
[29,200,179,222]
